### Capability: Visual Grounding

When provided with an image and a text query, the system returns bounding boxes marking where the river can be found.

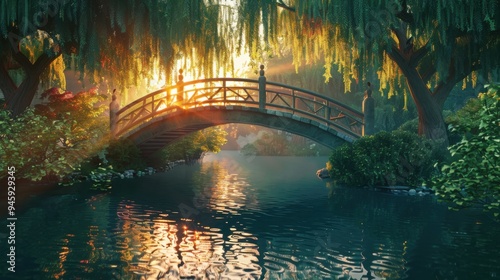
[1,151,499,279]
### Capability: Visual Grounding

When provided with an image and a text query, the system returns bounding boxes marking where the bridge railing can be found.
[263,81,364,134]
[113,73,364,139]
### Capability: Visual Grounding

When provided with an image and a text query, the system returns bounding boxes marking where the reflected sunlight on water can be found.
[2,152,500,280]
[108,159,264,279]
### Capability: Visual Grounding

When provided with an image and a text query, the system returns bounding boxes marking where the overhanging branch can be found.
[420,65,436,84]
[33,52,60,76]
[390,27,407,51]
[277,0,295,12]
[386,41,408,69]
[409,43,430,67]
[12,50,33,72]
[395,0,415,25]
[433,62,481,106]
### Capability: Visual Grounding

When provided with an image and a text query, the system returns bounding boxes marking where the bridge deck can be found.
[113,77,364,153]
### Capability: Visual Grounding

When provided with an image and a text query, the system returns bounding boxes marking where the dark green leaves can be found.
[431,84,500,215]
[327,130,441,187]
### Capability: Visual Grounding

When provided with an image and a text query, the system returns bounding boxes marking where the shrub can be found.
[241,143,258,157]
[430,84,500,215]
[146,127,228,169]
[105,139,145,172]
[327,130,441,187]
[0,88,107,181]
[397,118,419,134]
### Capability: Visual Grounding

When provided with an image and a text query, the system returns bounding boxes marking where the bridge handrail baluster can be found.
[115,77,364,139]
[266,80,363,118]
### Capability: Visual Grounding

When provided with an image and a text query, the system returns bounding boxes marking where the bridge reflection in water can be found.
[112,67,366,156]
[115,158,262,279]
[7,153,500,279]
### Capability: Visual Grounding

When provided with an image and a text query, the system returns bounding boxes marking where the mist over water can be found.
[1,151,499,279]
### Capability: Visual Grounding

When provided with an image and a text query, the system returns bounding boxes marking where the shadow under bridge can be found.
[113,75,364,157]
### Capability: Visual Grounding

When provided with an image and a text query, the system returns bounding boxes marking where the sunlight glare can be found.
[146,71,165,90]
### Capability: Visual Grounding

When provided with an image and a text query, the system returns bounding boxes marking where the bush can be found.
[105,139,145,172]
[0,88,107,181]
[327,130,441,187]
[397,118,419,134]
[241,143,258,157]
[239,131,329,156]
[146,127,228,169]
[430,84,500,215]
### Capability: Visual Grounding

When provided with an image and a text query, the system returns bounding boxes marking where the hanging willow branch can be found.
[237,0,499,96]
[1,0,499,112]
[0,0,233,99]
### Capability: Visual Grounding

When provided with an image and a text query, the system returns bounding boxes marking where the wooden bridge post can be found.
[177,69,184,104]
[326,101,331,120]
[109,89,120,138]
[258,65,266,109]
[362,82,375,135]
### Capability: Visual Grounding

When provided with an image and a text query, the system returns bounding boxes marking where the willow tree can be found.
[238,0,500,142]
[0,0,232,116]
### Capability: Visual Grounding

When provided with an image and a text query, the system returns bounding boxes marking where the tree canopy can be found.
[431,84,500,215]
[238,0,500,141]
[239,0,499,90]
[0,87,107,181]
[0,0,234,115]
[1,0,499,141]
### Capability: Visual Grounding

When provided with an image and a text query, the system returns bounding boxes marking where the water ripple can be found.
[3,153,500,280]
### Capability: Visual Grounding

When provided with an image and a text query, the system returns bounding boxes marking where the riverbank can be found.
[0,178,60,216]
[0,159,187,216]
[3,152,498,280]
[375,185,434,196]
[316,168,435,196]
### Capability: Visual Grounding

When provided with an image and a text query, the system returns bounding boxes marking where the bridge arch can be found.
[113,72,366,156]
[122,106,357,156]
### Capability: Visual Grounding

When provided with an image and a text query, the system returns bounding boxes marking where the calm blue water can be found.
[1,151,500,279]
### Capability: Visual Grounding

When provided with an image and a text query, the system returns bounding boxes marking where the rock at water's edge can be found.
[316,168,330,179]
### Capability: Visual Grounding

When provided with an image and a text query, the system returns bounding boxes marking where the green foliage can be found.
[20,30,66,89]
[241,143,259,157]
[240,131,329,156]
[154,127,228,166]
[36,87,108,138]
[430,84,500,215]
[0,109,60,181]
[397,118,419,134]
[238,0,499,143]
[250,131,288,156]
[239,0,499,89]
[0,0,232,94]
[105,139,145,172]
[5,30,66,91]
[374,93,418,132]
[265,61,356,105]
[88,165,118,191]
[0,88,108,181]
[327,131,442,187]
[446,96,485,135]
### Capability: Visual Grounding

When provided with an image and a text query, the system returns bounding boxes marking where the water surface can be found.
[1,151,499,279]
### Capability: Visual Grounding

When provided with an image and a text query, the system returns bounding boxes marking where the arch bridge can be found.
[112,68,367,157]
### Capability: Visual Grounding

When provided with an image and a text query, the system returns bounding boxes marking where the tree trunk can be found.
[0,52,60,117]
[7,74,42,116]
[387,43,450,146]
[0,65,16,102]
[404,67,449,145]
